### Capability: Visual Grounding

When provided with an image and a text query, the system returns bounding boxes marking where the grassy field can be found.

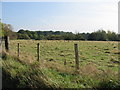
[2,40,120,88]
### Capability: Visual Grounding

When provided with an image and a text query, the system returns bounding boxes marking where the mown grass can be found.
[1,40,120,88]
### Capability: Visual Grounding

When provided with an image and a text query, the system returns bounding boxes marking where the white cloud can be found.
[17,1,118,33]
[36,2,118,33]
[2,1,118,33]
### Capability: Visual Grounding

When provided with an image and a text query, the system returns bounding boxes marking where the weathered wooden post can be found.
[64,59,66,65]
[37,43,40,62]
[74,43,79,70]
[4,36,9,52]
[18,43,20,58]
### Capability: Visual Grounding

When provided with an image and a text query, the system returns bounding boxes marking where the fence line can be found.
[15,43,80,70]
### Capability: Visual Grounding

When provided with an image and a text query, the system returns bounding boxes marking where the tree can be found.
[88,32,97,40]
[88,30,107,41]
[17,33,30,39]
[75,33,85,40]
[62,33,75,40]
[96,30,107,41]
[2,22,17,39]
[107,31,118,41]
[36,35,45,40]
[16,29,119,41]
[0,21,3,37]
[47,35,64,40]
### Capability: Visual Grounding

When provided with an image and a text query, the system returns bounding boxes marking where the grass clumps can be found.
[2,51,52,88]
[1,50,120,89]
[42,68,87,88]
[95,79,120,89]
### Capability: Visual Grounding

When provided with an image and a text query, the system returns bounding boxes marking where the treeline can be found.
[1,21,119,41]
[17,29,120,41]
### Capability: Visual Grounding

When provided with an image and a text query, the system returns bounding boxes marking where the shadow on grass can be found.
[2,68,20,88]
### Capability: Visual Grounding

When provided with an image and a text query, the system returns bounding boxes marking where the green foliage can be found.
[17,29,120,41]
[75,33,85,40]
[47,35,64,40]
[18,33,30,39]
[0,20,119,41]
[0,22,4,37]
[0,21,17,39]
[107,31,119,41]
[88,30,107,41]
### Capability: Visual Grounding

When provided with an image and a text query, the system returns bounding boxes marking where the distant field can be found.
[2,40,120,88]
[4,40,119,72]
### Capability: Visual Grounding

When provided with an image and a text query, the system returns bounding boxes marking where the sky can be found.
[1,0,119,33]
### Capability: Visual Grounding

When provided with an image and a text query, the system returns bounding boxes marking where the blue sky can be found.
[1,0,119,33]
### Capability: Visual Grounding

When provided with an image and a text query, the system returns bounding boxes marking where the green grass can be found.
[6,40,119,72]
[2,52,52,88]
[1,40,120,88]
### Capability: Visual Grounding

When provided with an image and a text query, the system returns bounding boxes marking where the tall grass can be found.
[2,51,119,89]
[2,51,53,88]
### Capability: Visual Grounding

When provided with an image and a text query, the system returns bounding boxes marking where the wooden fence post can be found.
[37,43,40,62]
[4,36,9,52]
[18,43,20,58]
[64,59,66,65]
[74,43,79,70]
